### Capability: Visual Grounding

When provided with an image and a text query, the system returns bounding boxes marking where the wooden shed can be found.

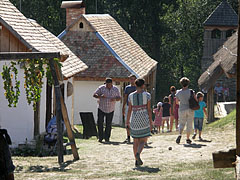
[198,32,237,122]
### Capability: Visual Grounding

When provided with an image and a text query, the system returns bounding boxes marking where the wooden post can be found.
[236,2,240,179]
[207,87,215,123]
[45,83,52,128]
[60,96,79,160]
[71,80,75,128]
[33,100,40,137]
[53,61,79,160]
[49,58,64,164]
[236,0,240,156]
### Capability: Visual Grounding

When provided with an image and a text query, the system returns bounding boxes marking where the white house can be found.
[59,1,158,126]
[0,0,87,146]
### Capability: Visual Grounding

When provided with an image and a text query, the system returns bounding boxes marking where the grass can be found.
[207,109,236,129]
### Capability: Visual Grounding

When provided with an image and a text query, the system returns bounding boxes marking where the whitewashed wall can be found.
[0,62,46,146]
[73,81,122,125]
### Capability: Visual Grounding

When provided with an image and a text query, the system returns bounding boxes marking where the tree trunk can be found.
[34,100,40,137]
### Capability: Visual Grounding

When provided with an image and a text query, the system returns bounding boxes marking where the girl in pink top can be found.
[153,102,162,133]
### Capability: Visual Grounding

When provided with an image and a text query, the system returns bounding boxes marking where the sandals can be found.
[192,134,196,139]
[135,153,143,166]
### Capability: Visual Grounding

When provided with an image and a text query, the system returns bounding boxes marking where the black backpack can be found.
[189,90,200,110]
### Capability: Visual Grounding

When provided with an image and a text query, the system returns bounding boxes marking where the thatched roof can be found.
[215,32,237,75]
[198,32,237,90]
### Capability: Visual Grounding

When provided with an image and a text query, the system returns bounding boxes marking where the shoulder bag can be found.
[189,90,200,110]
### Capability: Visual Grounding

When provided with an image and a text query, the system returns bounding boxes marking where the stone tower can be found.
[201,0,238,100]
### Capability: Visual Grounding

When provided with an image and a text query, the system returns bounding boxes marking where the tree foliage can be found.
[9,0,65,35]
[9,0,238,102]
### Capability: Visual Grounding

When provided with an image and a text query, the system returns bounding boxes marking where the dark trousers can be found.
[97,108,114,141]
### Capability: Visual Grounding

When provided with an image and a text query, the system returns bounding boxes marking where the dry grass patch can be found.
[13,117,236,180]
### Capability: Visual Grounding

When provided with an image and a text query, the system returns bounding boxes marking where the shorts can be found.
[179,109,194,133]
[194,117,204,131]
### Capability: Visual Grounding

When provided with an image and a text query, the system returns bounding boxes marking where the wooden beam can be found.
[207,87,215,123]
[236,1,240,156]
[54,62,79,160]
[60,95,79,160]
[73,76,129,82]
[49,58,64,164]
[34,101,40,137]
[0,52,60,60]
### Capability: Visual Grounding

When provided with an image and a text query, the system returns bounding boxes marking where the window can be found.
[79,22,83,29]
[211,29,221,39]
[226,29,235,38]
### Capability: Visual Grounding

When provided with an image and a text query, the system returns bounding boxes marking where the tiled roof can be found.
[0,0,87,78]
[83,14,157,78]
[62,31,130,79]
[30,21,88,78]
[61,14,157,78]
[203,0,238,27]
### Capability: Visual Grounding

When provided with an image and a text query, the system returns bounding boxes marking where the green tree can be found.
[10,0,65,35]
[157,0,238,100]
[9,0,238,102]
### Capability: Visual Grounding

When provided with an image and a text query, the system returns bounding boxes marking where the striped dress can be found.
[128,91,151,138]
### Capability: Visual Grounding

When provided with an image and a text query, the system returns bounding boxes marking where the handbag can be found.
[189,90,200,110]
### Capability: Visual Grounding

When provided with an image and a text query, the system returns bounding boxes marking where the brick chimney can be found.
[61,1,86,27]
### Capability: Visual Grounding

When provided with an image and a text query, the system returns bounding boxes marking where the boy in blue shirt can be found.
[192,92,207,141]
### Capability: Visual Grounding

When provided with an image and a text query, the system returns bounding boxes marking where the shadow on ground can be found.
[133,166,160,173]
[101,141,122,145]
[195,139,212,143]
[183,143,207,148]
[25,160,76,173]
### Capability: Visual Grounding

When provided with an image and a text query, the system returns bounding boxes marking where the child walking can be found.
[192,92,207,141]
[162,96,171,133]
[153,102,162,133]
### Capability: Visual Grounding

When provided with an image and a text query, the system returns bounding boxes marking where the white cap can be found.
[157,102,162,107]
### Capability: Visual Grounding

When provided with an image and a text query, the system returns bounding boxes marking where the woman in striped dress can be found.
[126,78,153,166]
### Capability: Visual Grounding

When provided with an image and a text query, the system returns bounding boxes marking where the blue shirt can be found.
[124,85,136,105]
[194,101,206,118]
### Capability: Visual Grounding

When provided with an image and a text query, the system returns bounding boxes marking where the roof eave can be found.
[0,17,37,52]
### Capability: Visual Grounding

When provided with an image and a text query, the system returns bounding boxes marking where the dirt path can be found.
[14,126,235,180]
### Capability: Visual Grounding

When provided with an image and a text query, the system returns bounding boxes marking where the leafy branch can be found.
[1,58,61,110]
